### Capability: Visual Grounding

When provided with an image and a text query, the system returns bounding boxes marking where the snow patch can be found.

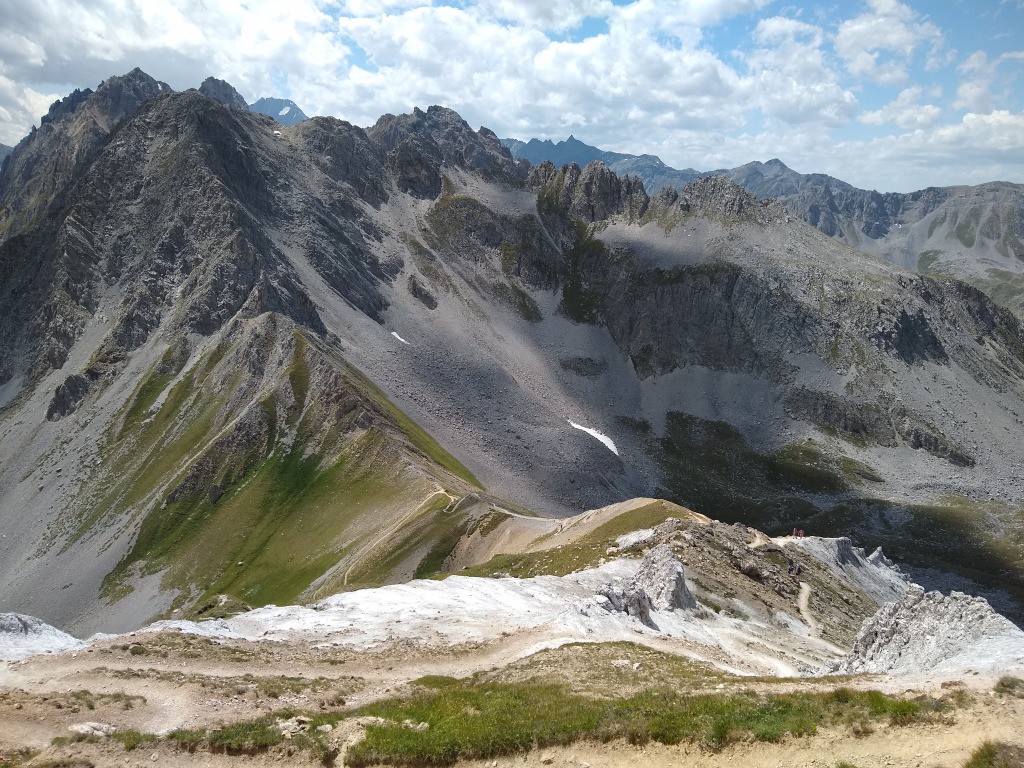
[568,420,619,455]
[279,106,291,116]
[391,331,410,345]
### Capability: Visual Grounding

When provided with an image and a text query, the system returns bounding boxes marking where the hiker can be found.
[787,559,794,574]
[795,563,802,576]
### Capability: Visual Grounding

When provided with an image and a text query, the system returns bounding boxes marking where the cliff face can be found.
[2,71,1024,633]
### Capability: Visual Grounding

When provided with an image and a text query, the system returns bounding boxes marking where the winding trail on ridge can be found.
[342,489,457,586]
[798,581,819,637]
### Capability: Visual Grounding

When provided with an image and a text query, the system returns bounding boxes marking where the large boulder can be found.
[600,583,655,628]
[633,544,697,611]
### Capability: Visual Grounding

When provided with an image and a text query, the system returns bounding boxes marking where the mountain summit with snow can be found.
[250,96,308,125]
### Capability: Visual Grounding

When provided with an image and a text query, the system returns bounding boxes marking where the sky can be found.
[0,0,1022,192]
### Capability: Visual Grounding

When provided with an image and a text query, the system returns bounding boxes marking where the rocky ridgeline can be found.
[653,175,782,225]
[369,105,519,197]
[529,159,649,222]
[831,585,1024,676]
[198,76,249,111]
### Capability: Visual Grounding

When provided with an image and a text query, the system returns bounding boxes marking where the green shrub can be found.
[166,728,206,751]
[111,730,157,751]
[994,676,1024,697]
[207,718,284,752]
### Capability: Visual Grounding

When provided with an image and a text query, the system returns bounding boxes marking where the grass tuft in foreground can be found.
[123,678,958,766]
[110,731,157,751]
[962,741,1024,768]
[993,675,1024,698]
[343,679,942,767]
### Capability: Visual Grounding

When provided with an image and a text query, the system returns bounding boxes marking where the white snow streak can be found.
[391,331,410,345]
[568,420,619,455]
[279,106,291,116]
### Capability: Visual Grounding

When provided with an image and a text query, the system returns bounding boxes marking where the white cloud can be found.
[743,16,858,126]
[470,0,615,32]
[955,50,1024,113]
[657,0,773,28]
[0,0,1020,193]
[860,86,941,129]
[835,0,946,86]
[327,1,749,139]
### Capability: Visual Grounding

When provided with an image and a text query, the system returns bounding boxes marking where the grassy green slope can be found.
[54,317,488,615]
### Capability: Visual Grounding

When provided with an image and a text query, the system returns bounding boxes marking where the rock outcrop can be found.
[786,537,908,606]
[632,543,697,611]
[599,582,655,627]
[600,544,697,626]
[530,160,648,222]
[0,613,83,660]
[830,585,1024,676]
[369,106,519,188]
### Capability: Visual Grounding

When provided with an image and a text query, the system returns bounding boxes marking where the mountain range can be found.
[1,69,1023,637]
[504,136,1024,318]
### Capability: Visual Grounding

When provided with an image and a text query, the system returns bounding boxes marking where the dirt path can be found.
[798,581,819,637]
[747,530,773,549]
[343,488,456,585]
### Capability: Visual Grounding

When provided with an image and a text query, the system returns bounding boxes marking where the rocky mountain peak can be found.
[0,68,171,235]
[530,160,649,222]
[90,68,170,129]
[249,97,308,126]
[761,158,790,174]
[198,76,248,110]
[679,175,779,223]
[368,105,518,196]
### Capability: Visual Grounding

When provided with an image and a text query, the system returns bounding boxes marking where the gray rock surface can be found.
[68,722,116,737]
[830,585,1024,676]
[600,582,655,627]
[198,76,249,110]
[631,543,696,611]
[0,613,83,660]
